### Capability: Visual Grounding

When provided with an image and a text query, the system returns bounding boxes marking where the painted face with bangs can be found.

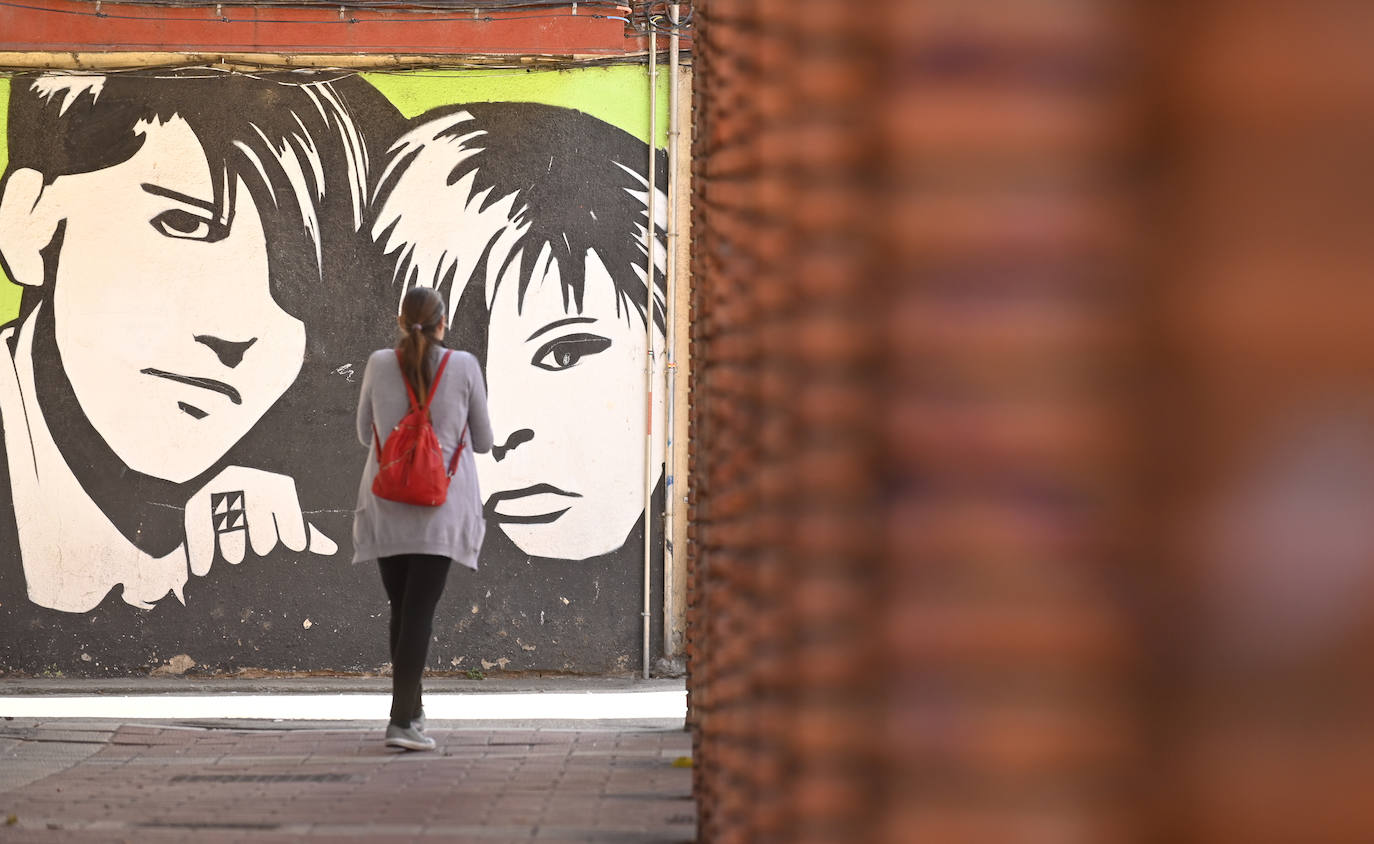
[29,116,305,483]
[478,242,666,560]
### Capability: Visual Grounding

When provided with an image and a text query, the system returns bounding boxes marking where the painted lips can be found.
[141,368,242,418]
[484,484,582,524]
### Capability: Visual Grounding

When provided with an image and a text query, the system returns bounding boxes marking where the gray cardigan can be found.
[351,345,494,569]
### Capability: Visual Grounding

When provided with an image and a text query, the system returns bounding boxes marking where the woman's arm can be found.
[356,353,377,448]
[466,356,494,454]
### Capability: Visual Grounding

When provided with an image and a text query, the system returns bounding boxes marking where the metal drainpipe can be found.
[643,21,658,681]
[662,3,681,661]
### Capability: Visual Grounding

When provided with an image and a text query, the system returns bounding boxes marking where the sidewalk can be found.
[0,679,695,842]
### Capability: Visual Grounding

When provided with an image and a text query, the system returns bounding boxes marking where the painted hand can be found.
[183,465,338,576]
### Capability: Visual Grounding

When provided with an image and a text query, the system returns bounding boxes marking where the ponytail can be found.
[396,287,446,407]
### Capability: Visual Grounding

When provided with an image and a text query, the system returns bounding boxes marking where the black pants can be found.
[378,554,451,725]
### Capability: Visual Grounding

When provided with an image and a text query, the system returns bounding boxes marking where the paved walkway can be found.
[0,721,695,842]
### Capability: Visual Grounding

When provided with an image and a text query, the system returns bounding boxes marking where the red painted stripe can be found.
[0,0,633,54]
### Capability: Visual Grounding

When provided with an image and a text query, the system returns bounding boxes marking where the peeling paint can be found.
[151,654,196,676]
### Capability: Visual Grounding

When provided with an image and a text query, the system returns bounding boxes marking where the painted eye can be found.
[531,333,612,371]
[150,209,217,241]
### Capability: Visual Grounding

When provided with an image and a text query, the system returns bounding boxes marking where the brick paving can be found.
[0,724,695,842]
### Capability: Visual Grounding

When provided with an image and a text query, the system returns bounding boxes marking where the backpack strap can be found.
[429,351,464,476]
[424,350,453,413]
[447,424,469,477]
[378,349,457,467]
[392,348,453,414]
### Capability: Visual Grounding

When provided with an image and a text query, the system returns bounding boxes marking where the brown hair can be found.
[396,286,446,407]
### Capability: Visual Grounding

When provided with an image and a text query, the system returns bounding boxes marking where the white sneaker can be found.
[385,722,436,751]
[412,707,426,733]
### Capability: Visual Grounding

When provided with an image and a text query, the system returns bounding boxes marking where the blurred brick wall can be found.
[687,1,1141,842]
[689,0,1374,842]
[1150,3,1374,843]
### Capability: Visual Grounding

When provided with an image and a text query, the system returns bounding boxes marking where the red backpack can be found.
[371,349,467,507]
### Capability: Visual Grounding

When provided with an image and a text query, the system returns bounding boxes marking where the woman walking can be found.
[353,286,493,751]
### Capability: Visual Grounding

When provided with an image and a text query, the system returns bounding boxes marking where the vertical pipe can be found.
[643,20,659,681]
[662,3,681,660]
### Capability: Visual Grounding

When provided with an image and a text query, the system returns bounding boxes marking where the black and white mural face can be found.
[371,103,669,563]
[481,243,665,560]
[44,115,303,483]
[0,72,392,619]
[0,69,669,675]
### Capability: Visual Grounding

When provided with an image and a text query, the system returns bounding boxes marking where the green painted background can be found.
[0,79,14,322]
[362,65,670,146]
[0,65,670,323]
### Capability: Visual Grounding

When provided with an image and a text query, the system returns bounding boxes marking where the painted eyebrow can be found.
[140,182,219,215]
[527,316,596,342]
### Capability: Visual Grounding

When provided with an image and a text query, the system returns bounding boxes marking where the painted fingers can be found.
[184,465,337,577]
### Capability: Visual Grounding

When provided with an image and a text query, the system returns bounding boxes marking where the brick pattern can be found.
[687,1,1140,841]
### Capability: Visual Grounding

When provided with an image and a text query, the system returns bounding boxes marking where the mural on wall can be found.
[370,102,669,562]
[0,67,670,675]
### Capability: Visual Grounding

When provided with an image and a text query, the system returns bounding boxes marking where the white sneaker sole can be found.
[385,737,436,751]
